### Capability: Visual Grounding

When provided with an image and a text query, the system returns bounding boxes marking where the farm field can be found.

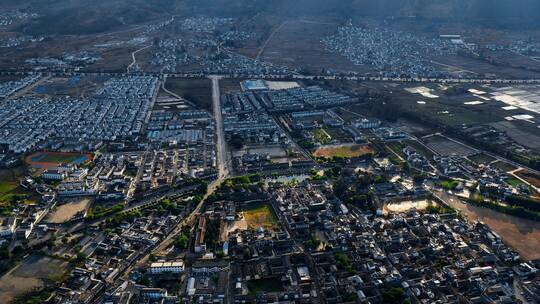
[467,153,496,165]
[515,170,540,188]
[423,135,477,157]
[313,144,375,159]
[257,19,370,73]
[491,160,518,172]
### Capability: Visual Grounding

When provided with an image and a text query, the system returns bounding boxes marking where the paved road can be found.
[113,75,231,285]
[210,75,229,177]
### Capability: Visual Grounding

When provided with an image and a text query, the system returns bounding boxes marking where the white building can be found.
[150,260,185,275]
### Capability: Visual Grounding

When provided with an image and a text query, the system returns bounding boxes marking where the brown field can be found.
[46,198,91,223]
[313,144,375,159]
[443,193,540,260]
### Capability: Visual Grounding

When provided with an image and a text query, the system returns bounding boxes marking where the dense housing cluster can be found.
[322,25,460,78]
[0,76,158,153]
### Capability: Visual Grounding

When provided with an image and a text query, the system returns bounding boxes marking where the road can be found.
[112,75,230,285]
[127,45,151,73]
[210,75,229,177]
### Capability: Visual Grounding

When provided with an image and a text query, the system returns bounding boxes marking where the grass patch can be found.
[243,203,278,231]
[313,144,375,159]
[440,179,460,190]
[247,278,283,294]
[313,128,332,145]
[506,178,526,188]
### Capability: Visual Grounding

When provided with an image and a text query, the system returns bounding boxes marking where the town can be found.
[1,1,540,304]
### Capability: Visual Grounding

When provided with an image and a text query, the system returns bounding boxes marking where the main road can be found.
[210,75,229,178]
[111,75,230,287]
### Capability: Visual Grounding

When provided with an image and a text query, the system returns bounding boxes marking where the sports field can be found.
[313,144,375,159]
[25,152,92,169]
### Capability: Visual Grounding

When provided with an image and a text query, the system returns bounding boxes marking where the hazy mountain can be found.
[16,0,540,35]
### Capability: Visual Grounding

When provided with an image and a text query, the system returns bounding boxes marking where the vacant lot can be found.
[46,198,91,223]
[0,255,69,304]
[164,78,212,112]
[243,203,278,231]
[313,144,375,159]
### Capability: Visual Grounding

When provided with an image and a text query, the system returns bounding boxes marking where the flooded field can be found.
[46,198,91,223]
[443,194,540,260]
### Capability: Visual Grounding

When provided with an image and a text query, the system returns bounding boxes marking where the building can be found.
[150,260,185,275]
[42,169,68,180]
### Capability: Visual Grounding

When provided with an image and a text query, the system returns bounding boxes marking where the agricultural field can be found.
[491,160,518,172]
[256,18,369,74]
[242,203,278,231]
[313,144,375,159]
[423,135,477,157]
[467,153,496,165]
[515,169,540,188]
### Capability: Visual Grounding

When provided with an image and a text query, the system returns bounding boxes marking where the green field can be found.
[0,168,38,214]
[243,204,278,231]
[37,154,81,164]
[506,178,526,188]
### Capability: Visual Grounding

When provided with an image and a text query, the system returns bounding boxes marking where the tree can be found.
[228,133,245,150]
